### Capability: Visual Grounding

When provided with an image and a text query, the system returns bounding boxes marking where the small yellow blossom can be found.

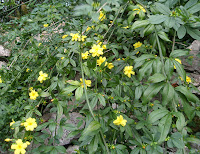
[86,27,91,32]
[102,45,107,50]
[26,68,30,72]
[26,142,30,145]
[107,63,114,69]
[122,26,129,29]
[89,44,103,57]
[43,24,48,27]
[10,119,15,129]
[97,40,102,45]
[61,57,65,60]
[29,90,39,100]
[133,42,142,49]
[29,87,33,91]
[133,4,146,14]
[179,76,192,84]
[80,78,91,88]
[117,58,121,61]
[99,11,106,21]
[0,76,2,83]
[124,66,135,78]
[174,58,182,69]
[5,138,12,142]
[38,71,48,83]
[11,139,28,154]
[23,118,37,131]
[38,43,42,47]
[113,115,127,127]
[78,35,87,42]
[70,33,79,41]
[97,56,106,66]
[136,51,139,54]
[82,51,89,60]
[62,35,68,39]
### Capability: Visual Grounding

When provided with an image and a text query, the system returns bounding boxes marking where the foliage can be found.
[0,0,200,153]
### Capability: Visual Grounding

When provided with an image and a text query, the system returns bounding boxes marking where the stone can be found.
[66,145,79,154]
[42,112,85,146]
[0,45,11,56]
[0,61,7,69]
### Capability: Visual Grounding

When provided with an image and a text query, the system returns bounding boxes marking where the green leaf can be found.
[34,109,42,116]
[188,3,200,14]
[55,146,67,153]
[135,86,143,100]
[61,86,78,94]
[175,86,199,103]
[67,80,80,86]
[164,58,174,79]
[174,112,185,131]
[35,122,50,131]
[148,73,166,83]
[153,59,162,73]
[164,17,175,28]
[148,108,169,123]
[40,91,50,97]
[172,58,186,81]
[75,87,83,100]
[128,12,136,24]
[158,114,172,143]
[186,27,200,40]
[142,82,165,105]
[134,54,156,63]
[148,15,168,24]
[57,103,63,120]
[180,96,195,120]
[131,20,149,30]
[157,31,171,42]
[116,144,126,150]
[138,61,154,80]
[88,135,99,153]
[170,50,189,58]
[177,25,186,39]
[79,121,101,141]
[49,123,57,133]
[98,94,106,106]
[155,3,171,15]
[90,95,98,109]
[162,83,174,106]
[143,24,155,36]
[184,0,198,9]
[185,137,200,144]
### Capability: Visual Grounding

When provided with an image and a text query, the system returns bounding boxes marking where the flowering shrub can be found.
[0,0,200,153]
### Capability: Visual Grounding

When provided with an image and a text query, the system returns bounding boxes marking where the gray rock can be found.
[0,45,11,56]
[0,61,7,69]
[181,40,200,73]
[66,145,79,154]
[42,112,85,146]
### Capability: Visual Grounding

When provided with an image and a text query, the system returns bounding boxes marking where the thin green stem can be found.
[172,31,176,52]
[155,30,167,78]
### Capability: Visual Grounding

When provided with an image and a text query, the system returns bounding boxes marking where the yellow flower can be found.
[102,45,107,50]
[124,66,135,78]
[89,44,103,57]
[62,35,68,39]
[23,118,37,131]
[86,27,91,32]
[43,24,49,27]
[70,33,79,41]
[10,119,15,129]
[133,42,142,49]
[38,43,42,47]
[26,141,30,145]
[133,4,146,14]
[80,78,91,88]
[0,76,2,83]
[117,58,121,61]
[136,51,139,54]
[29,90,39,100]
[61,57,65,60]
[29,87,33,91]
[82,51,89,60]
[78,35,87,42]
[26,68,30,72]
[107,63,114,69]
[122,26,129,29]
[97,56,106,66]
[180,76,192,84]
[38,71,48,83]
[99,11,106,21]
[113,115,127,127]
[174,58,182,69]
[11,139,28,154]
[5,138,12,142]
[97,40,102,45]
